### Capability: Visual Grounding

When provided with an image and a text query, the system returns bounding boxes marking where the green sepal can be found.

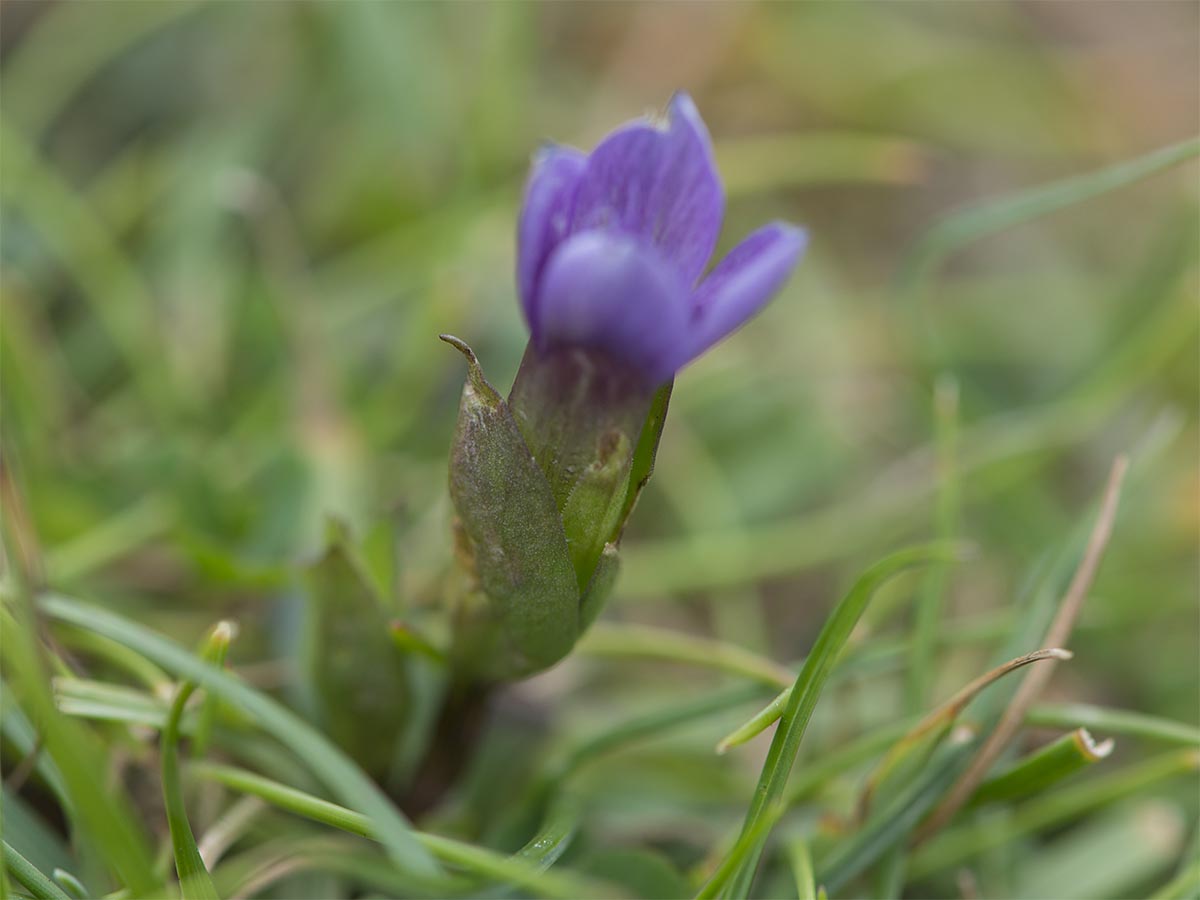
[560,431,633,591]
[442,335,580,680]
[301,519,411,777]
[619,380,672,530]
[579,543,620,634]
[508,345,657,586]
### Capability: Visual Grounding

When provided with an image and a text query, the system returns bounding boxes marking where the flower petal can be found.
[569,93,723,287]
[535,230,689,385]
[517,145,587,332]
[683,222,807,365]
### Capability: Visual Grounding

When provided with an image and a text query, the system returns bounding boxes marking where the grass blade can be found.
[1,842,71,900]
[783,836,816,900]
[1027,703,1200,748]
[908,750,1200,880]
[37,592,443,881]
[968,728,1113,808]
[162,623,232,900]
[702,542,962,898]
[190,763,599,899]
[898,137,1200,297]
[578,622,793,688]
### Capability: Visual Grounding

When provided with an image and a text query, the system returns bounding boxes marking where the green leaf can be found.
[162,622,231,900]
[907,750,1200,881]
[442,335,580,679]
[302,521,411,776]
[0,599,161,897]
[702,542,963,898]
[37,592,444,881]
[1,842,71,900]
[578,621,793,689]
[968,728,1113,808]
[783,835,817,900]
[190,763,601,899]
[899,136,1200,297]
[1027,703,1200,748]
[857,648,1071,820]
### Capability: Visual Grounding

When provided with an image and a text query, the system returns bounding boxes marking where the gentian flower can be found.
[443,94,805,681]
[517,92,806,386]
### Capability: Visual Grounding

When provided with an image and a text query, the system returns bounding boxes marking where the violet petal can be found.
[535,230,690,385]
[516,144,587,334]
[569,93,723,287]
[682,222,807,366]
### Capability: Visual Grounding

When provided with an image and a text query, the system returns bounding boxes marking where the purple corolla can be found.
[516,93,807,385]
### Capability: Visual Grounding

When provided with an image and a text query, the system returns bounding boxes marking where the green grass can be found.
[2,3,1198,899]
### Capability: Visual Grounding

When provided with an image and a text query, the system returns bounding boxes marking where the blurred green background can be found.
[2,2,1197,898]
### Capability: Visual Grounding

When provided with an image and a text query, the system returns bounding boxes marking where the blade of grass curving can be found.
[703,542,962,898]
[54,622,171,694]
[2,842,71,900]
[37,592,443,880]
[558,682,767,779]
[856,648,1072,820]
[817,452,1153,892]
[189,763,600,899]
[578,623,793,688]
[55,678,172,729]
[162,623,233,900]
[211,835,459,900]
[716,688,791,754]
[50,870,87,900]
[1026,703,1200,747]
[919,455,1129,839]
[511,793,580,874]
[898,136,1200,299]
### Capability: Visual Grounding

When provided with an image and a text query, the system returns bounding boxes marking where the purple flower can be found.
[516,93,807,385]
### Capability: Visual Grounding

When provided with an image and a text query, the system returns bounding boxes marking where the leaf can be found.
[898,137,1200,298]
[907,751,1200,881]
[162,622,231,900]
[857,648,1072,821]
[1026,703,1200,748]
[702,542,963,898]
[302,521,411,776]
[190,763,602,899]
[967,728,1114,808]
[783,836,817,900]
[0,600,161,896]
[1,842,71,900]
[442,335,580,679]
[38,592,443,881]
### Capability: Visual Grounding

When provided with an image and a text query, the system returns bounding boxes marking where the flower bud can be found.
[443,336,666,681]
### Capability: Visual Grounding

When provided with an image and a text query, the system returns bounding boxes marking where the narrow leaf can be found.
[967,728,1114,808]
[38,592,444,881]
[704,542,963,898]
